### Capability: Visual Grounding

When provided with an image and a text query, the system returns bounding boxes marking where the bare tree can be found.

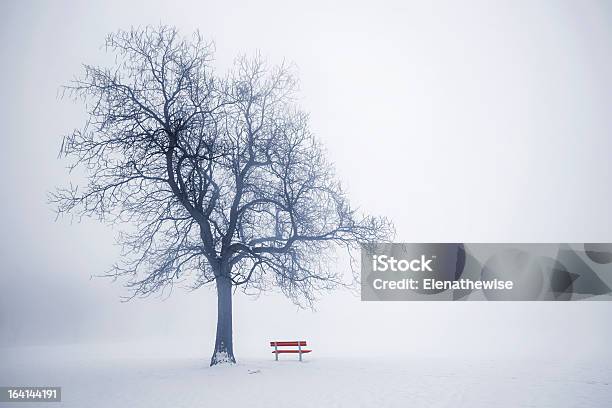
[53,26,393,365]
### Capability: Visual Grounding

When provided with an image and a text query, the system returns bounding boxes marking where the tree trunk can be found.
[210,273,236,365]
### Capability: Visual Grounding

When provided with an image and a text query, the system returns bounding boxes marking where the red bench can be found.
[270,341,312,361]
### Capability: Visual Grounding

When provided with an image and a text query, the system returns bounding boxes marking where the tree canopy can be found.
[54,26,393,364]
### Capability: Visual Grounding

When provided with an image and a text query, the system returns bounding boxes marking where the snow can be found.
[2,343,611,407]
[212,350,234,365]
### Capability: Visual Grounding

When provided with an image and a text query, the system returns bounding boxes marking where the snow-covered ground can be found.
[2,343,611,407]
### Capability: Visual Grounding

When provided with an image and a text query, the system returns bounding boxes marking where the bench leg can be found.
[298,344,302,362]
[275,345,278,361]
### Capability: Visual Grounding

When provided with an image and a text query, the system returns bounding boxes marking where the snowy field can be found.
[2,343,611,407]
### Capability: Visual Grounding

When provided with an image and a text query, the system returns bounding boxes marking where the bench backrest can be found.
[270,341,307,347]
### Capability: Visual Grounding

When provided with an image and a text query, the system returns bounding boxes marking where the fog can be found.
[1,0,612,362]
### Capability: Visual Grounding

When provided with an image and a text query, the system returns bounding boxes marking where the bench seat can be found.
[272,350,312,354]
